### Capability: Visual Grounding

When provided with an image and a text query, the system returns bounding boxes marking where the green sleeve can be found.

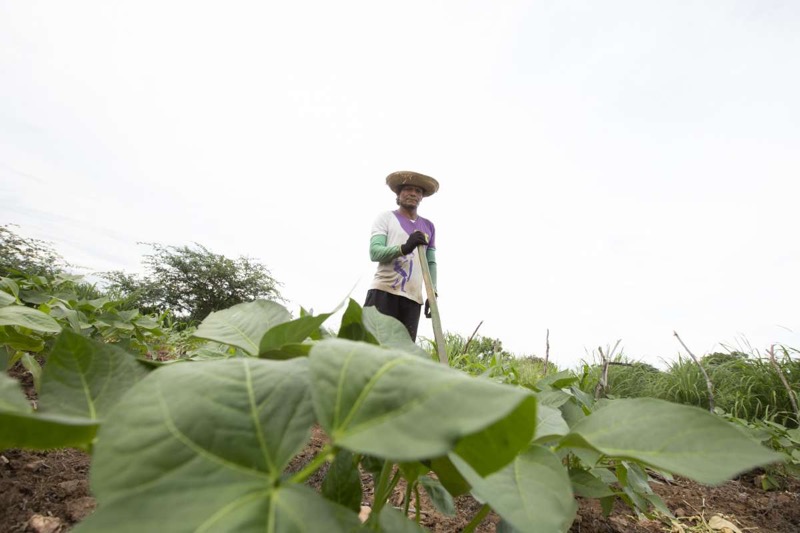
[426,247,437,293]
[370,235,402,263]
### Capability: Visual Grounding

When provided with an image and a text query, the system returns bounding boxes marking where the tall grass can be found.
[579,346,800,427]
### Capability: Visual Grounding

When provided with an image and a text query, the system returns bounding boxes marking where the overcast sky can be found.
[2,1,798,369]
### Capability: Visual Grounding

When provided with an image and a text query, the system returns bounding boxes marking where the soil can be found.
[3,368,799,532]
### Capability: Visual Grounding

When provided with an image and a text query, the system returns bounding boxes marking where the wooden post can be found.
[417,244,447,365]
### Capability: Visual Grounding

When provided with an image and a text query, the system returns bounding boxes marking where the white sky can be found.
[2,1,799,369]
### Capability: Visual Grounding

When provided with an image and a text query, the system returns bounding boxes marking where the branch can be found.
[769,345,799,421]
[544,328,550,377]
[462,320,483,356]
[673,331,715,413]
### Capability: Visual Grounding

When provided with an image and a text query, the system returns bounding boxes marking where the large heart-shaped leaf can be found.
[38,330,149,419]
[310,339,535,466]
[77,358,337,532]
[194,300,291,355]
[451,445,578,533]
[0,305,61,333]
[362,306,429,358]
[0,373,98,450]
[561,398,783,485]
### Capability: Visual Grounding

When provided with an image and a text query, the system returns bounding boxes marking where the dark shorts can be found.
[364,289,422,341]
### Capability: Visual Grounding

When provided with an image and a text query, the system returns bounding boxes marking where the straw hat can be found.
[386,171,439,197]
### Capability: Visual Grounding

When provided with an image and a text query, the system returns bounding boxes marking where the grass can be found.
[578,346,800,427]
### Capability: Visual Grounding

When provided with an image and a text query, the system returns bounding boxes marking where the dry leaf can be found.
[708,515,743,533]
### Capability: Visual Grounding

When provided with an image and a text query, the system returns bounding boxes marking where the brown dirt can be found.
[3,366,799,532]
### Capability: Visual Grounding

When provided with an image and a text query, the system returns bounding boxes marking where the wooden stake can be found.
[417,244,447,365]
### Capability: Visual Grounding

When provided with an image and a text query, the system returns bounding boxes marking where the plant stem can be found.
[288,445,334,484]
[414,483,421,523]
[403,481,413,516]
[369,460,394,522]
[462,503,490,533]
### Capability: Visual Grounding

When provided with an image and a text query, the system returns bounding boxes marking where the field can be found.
[2,236,799,532]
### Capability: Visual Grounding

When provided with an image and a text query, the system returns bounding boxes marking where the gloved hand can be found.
[424,293,438,318]
[400,231,429,255]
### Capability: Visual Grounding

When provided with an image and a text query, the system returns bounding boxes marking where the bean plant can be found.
[0,298,784,532]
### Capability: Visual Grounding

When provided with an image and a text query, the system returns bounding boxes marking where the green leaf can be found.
[0,277,19,298]
[378,506,427,532]
[0,326,46,353]
[259,343,313,360]
[453,396,537,476]
[362,306,428,358]
[80,482,360,533]
[419,475,455,516]
[429,455,471,497]
[536,370,579,390]
[534,404,570,443]
[0,291,15,307]
[337,299,377,343]
[0,373,98,450]
[321,449,362,512]
[562,398,784,485]
[0,410,99,451]
[77,358,328,532]
[259,313,332,355]
[399,461,430,485]
[20,353,42,393]
[310,339,535,463]
[19,290,52,305]
[194,300,292,355]
[0,305,61,333]
[535,389,572,408]
[38,330,149,420]
[0,372,30,412]
[569,469,616,499]
[450,445,578,533]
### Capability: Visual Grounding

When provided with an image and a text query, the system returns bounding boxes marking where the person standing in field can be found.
[364,171,439,341]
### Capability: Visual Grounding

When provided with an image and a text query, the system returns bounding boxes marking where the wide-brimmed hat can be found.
[386,171,439,197]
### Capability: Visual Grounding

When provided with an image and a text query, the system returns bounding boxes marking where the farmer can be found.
[364,171,438,341]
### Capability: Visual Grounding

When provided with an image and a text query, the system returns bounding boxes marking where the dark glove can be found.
[424,293,437,318]
[400,231,428,255]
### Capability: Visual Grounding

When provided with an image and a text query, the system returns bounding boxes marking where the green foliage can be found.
[1,298,786,532]
[0,269,167,368]
[103,242,283,324]
[579,349,800,427]
[0,224,67,278]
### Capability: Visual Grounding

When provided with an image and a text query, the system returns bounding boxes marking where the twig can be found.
[673,331,715,413]
[544,328,550,376]
[594,340,621,399]
[462,320,483,356]
[769,345,799,420]
[594,347,610,399]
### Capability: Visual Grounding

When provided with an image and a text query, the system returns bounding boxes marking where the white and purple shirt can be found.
[369,210,436,305]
